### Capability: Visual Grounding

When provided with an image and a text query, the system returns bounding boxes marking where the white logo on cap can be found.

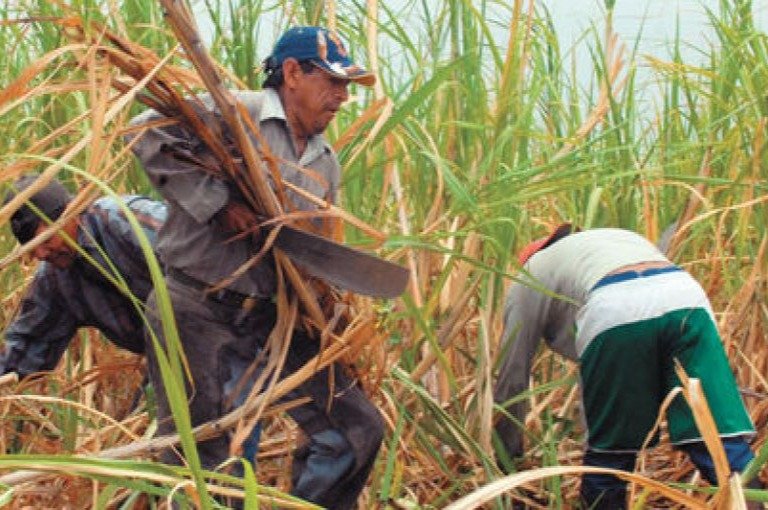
[328,62,349,76]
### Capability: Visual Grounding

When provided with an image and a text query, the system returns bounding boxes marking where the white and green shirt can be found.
[494,228,754,456]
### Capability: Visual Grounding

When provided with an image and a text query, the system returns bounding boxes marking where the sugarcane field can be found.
[0,0,767,508]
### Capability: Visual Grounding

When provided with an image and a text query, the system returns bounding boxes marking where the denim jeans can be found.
[146,278,384,510]
[226,361,355,480]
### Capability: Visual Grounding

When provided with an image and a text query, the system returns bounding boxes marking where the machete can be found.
[274,225,409,299]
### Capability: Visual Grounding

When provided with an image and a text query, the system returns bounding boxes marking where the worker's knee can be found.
[353,399,385,459]
[311,429,354,459]
[331,385,384,460]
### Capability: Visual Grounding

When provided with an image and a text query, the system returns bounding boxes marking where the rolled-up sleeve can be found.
[1,268,77,377]
[128,108,229,224]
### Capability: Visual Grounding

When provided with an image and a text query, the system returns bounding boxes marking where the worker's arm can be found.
[127,106,230,225]
[492,281,548,463]
[544,297,579,361]
[1,267,78,377]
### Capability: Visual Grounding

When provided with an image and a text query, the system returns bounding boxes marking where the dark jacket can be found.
[1,195,166,376]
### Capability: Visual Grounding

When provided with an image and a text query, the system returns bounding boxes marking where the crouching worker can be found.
[493,224,760,509]
[0,174,261,463]
[1,174,165,376]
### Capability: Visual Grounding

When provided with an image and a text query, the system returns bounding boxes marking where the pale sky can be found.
[546,0,768,60]
[194,0,768,59]
[192,0,768,93]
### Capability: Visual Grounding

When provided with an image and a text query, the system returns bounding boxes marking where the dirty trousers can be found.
[145,277,384,510]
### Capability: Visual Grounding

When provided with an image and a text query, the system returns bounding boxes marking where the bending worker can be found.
[1,174,261,462]
[493,224,758,509]
[1,174,164,377]
[129,26,384,509]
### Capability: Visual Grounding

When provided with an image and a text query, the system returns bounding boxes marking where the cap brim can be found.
[347,72,376,87]
[517,238,548,266]
[313,60,377,87]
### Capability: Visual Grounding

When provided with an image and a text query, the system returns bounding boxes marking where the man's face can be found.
[31,222,77,269]
[288,62,350,138]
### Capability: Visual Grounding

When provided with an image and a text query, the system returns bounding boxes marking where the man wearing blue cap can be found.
[129,26,383,509]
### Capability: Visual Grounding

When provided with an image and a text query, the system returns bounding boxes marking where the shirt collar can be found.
[260,88,287,122]
[260,88,332,164]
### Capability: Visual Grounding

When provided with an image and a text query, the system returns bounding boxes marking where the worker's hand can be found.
[216,201,261,235]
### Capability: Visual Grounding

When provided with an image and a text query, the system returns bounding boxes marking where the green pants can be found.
[580,307,754,451]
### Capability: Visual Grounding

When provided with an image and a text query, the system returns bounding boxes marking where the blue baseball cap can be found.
[267,26,376,87]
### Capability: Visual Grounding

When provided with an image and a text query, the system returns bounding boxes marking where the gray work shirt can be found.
[129,89,341,297]
[1,196,166,376]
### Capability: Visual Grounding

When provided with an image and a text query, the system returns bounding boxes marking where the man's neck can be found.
[278,89,308,157]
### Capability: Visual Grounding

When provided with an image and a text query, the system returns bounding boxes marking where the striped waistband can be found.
[592,265,682,291]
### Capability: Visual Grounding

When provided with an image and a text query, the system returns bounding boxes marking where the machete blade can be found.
[274,225,409,299]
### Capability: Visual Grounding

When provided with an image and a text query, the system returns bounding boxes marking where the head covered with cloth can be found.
[5,174,72,244]
[4,175,78,269]
[517,222,576,265]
